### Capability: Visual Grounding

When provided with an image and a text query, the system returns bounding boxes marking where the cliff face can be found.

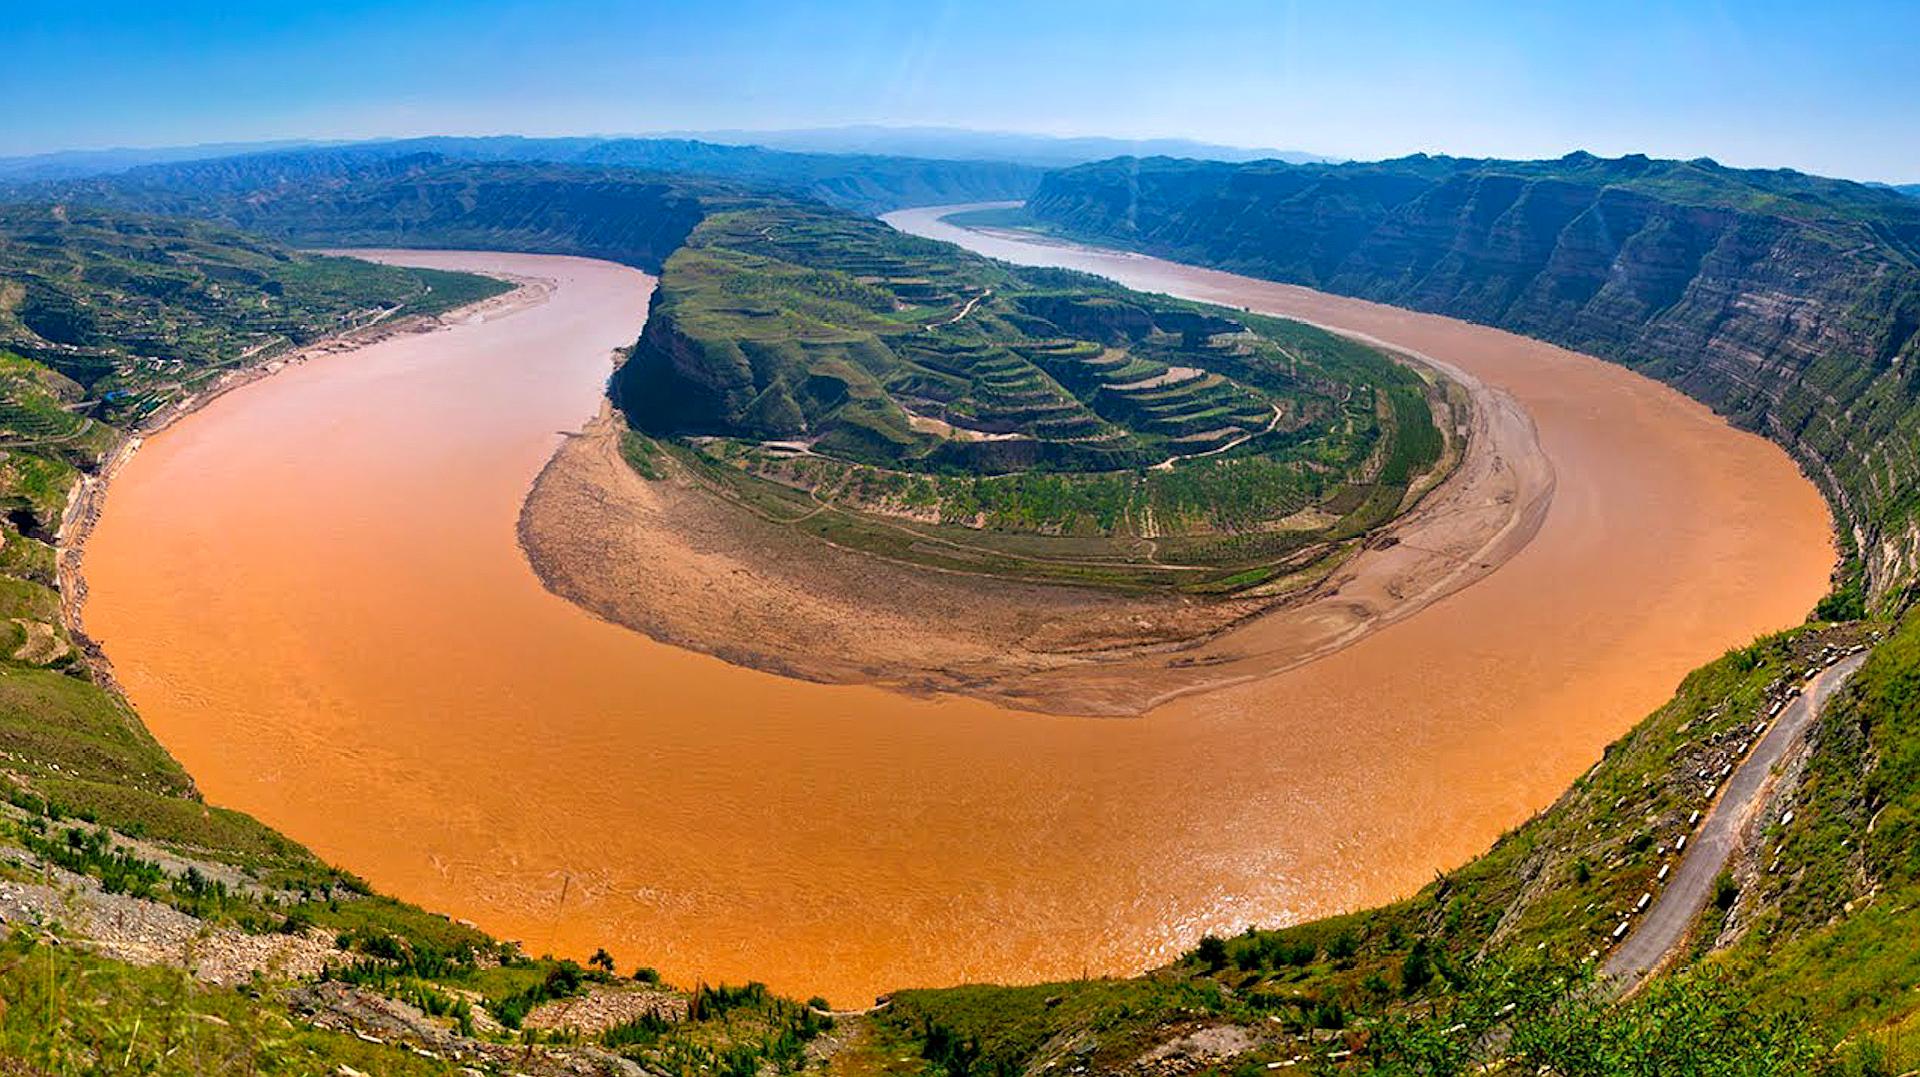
[1029,154,1920,605]
[617,286,762,435]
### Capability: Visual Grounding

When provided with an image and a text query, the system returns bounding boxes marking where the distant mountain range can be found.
[0,140,329,182]
[12,137,1043,217]
[0,127,1330,187]
[645,125,1333,167]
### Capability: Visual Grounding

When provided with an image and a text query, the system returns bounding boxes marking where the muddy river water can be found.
[82,217,1833,1004]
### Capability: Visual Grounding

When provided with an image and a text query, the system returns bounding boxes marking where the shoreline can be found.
[515,298,1551,717]
[55,268,546,697]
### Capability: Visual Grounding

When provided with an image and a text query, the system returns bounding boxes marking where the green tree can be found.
[1401,938,1435,995]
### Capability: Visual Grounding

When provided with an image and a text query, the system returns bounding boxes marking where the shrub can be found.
[602,1010,672,1048]
[1401,938,1435,994]
[1194,934,1229,971]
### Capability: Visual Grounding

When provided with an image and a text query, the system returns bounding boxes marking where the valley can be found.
[8,0,1920,1066]
[80,218,1828,1008]
[0,137,1901,1074]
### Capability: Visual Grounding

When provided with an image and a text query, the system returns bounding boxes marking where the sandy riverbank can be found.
[518,336,1551,715]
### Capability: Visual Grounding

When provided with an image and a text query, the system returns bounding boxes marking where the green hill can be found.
[0,203,506,432]
[616,196,1446,589]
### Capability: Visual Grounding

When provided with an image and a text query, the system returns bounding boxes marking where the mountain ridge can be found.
[9,137,1042,218]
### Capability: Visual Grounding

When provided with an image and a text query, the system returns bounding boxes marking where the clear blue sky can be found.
[8,0,1919,182]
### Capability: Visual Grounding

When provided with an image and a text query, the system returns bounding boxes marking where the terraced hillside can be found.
[1025,151,1920,609]
[616,199,1450,589]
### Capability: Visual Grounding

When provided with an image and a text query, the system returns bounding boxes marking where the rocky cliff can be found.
[1029,152,1920,607]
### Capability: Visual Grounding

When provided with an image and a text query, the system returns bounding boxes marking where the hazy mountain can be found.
[0,127,1322,189]
[0,140,329,182]
[650,125,1333,167]
[21,137,1044,217]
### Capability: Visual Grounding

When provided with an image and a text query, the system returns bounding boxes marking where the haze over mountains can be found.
[11,137,1038,219]
[0,127,1329,187]
[0,139,327,183]
[646,125,1334,167]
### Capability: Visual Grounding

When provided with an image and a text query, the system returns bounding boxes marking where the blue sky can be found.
[7,0,1919,182]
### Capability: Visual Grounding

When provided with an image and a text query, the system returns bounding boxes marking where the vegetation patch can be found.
[615,200,1448,593]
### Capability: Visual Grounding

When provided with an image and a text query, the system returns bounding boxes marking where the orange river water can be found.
[81,214,1834,1006]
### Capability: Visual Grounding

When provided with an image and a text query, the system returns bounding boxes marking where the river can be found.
[81,226,1833,1005]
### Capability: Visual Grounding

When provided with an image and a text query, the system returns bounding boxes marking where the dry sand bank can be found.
[518,342,1551,714]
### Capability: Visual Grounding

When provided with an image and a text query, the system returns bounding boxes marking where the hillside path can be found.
[1604,651,1868,987]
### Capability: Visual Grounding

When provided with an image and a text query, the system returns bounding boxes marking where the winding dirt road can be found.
[1605,653,1867,986]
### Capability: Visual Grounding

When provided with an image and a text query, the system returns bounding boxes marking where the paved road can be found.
[1605,651,1867,986]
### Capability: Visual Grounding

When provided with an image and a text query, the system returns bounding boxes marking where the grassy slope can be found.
[616,198,1447,590]
[1713,608,1920,1038]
